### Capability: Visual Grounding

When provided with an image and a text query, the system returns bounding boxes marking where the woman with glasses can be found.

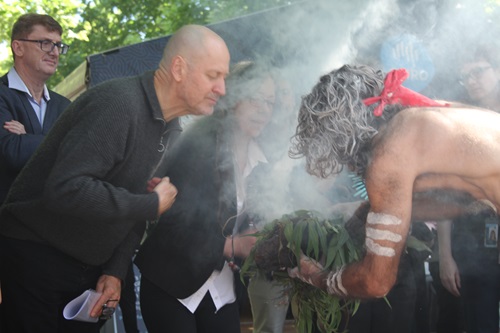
[135,61,276,333]
[458,44,500,110]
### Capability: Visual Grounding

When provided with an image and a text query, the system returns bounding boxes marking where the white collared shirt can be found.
[178,261,236,313]
[177,138,267,313]
[8,67,50,126]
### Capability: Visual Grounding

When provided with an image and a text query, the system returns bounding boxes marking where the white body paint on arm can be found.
[366,227,402,242]
[365,213,403,257]
[366,212,402,226]
[326,266,347,297]
[366,238,396,257]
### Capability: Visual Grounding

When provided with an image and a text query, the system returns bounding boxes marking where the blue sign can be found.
[380,34,435,92]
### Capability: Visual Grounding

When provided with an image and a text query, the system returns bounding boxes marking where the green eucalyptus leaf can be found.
[308,222,320,258]
[244,210,362,333]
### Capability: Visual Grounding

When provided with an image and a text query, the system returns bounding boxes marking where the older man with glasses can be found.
[0,13,71,206]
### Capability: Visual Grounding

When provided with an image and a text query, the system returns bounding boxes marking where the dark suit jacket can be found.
[0,74,70,204]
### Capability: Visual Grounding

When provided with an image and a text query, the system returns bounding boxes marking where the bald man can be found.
[287,64,500,300]
[0,24,229,333]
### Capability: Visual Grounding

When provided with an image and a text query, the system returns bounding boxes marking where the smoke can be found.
[214,0,500,227]
[227,0,414,223]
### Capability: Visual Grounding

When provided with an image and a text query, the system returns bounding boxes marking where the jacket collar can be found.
[7,67,50,102]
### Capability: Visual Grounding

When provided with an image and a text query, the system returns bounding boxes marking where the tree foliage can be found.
[0,0,300,87]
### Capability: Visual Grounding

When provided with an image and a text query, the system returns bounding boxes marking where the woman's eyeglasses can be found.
[458,66,492,86]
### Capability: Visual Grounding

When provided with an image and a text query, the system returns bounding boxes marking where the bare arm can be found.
[411,189,475,221]
[338,172,413,298]
[223,227,258,258]
[437,220,461,296]
[291,120,421,298]
[291,154,415,298]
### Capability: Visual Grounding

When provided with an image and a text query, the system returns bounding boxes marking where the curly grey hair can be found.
[290,64,404,178]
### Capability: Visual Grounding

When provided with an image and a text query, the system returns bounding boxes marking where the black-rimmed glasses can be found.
[458,66,492,86]
[17,39,70,55]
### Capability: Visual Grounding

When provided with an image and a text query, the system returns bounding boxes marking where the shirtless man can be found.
[288,64,500,299]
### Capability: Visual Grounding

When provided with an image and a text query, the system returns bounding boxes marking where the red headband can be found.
[363,68,448,116]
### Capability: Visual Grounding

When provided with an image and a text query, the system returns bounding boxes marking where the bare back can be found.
[335,106,500,298]
[373,106,500,210]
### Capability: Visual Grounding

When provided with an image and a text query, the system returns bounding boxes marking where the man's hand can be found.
[437,219,461,297]
[3,120,26,135]
[288,253,327,289]
[90,274,121,319]
[152,177,178,216]
[147,177,162,193]
[439,255,461,296]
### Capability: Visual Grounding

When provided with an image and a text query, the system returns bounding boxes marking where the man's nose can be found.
[214,79,226,96]
[49,46,60,56]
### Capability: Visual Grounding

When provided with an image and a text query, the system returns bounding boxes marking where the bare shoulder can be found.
[382,107,500,144]
[386,107,451,131]
[372,108,440,155]
[376,106,500,175]
[366,110,428,195]
[394,106,500,126]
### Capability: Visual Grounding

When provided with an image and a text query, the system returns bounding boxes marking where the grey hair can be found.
[290,64,403,178]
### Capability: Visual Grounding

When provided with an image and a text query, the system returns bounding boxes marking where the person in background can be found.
[437,43,500,333]
[457,44,500,111]
[246,74,297,333]
[0,24,229,333]
[0,13,71,333]
[135,61,274,333]
[0,13,70,207]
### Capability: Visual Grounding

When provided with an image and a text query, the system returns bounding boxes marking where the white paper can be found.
[63,289,102,323]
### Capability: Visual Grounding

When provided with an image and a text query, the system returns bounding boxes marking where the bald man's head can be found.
[156,24,230,117]
[161,24,227,67]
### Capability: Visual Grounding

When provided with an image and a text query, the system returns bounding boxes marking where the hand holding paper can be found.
[63,289,102,323]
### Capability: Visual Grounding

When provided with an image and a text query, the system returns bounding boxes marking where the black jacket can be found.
[135,113,265,298]
[0,74,70,204]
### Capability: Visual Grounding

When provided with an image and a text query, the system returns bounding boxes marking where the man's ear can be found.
[171,55,187,82]
[11,40,24,58]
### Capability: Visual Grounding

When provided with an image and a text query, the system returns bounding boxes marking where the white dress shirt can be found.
[8,67,50,126]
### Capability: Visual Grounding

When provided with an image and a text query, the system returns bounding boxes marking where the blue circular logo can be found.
[380,34,435,92]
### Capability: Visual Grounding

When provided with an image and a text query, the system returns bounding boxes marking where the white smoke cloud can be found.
[226,0,500,225]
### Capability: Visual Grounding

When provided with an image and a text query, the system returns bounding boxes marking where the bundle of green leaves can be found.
[240,210,362,333]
